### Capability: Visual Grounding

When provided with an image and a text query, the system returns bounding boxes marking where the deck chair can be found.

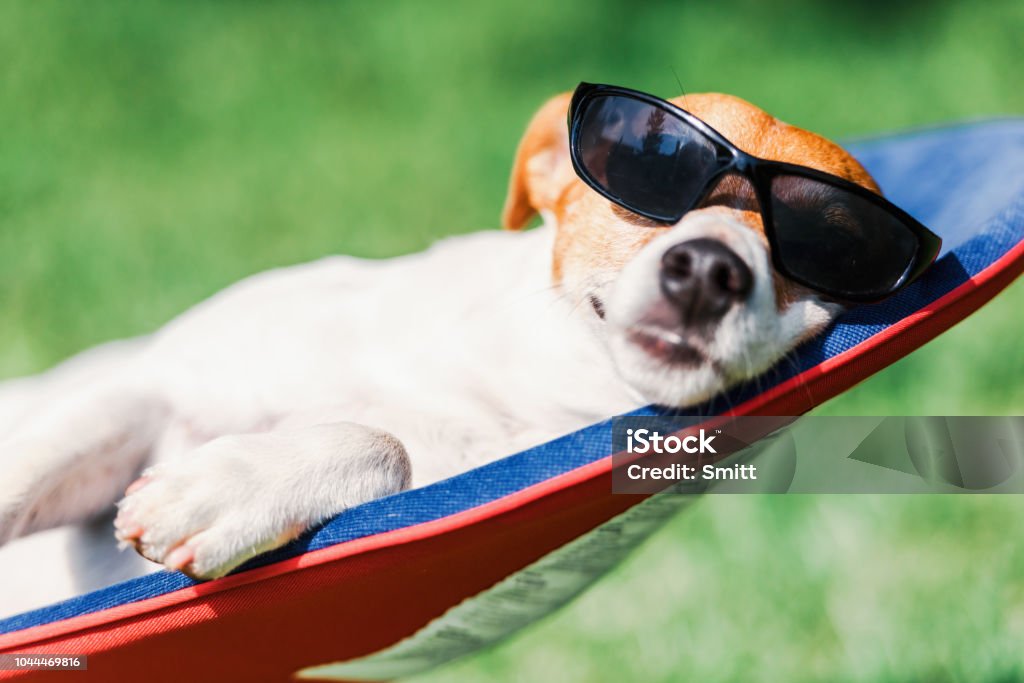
[1,119,1022,683]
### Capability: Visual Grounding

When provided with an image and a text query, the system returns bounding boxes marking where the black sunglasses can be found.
[568,82,941,302]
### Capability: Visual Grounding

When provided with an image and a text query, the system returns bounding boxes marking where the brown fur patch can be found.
[502,93,575,230]
[669,93,880,194]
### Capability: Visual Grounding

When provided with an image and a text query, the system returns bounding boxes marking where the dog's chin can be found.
[607,295,843,408]
[607,324,729,408]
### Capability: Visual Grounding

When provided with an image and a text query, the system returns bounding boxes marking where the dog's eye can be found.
[822,203,864,237]
[779,179,865,238]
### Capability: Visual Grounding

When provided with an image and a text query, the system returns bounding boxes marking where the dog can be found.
[0,88,880,617]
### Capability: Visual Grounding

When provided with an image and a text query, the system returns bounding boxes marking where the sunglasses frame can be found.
[568,82,942,302]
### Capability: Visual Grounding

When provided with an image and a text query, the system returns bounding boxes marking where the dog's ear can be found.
[502,93,575,230]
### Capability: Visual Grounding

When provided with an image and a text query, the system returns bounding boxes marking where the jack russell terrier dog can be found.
[0,83,938,616]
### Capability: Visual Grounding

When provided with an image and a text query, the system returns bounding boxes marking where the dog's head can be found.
[502,91,880,407]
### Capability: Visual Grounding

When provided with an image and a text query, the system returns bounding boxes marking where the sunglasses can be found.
[568,83,941,302]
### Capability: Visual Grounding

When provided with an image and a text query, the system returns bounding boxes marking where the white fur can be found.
[0,214,831,617]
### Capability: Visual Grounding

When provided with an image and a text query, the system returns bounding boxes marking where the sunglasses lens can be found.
[576,95,718,221]
[769,174,919,299]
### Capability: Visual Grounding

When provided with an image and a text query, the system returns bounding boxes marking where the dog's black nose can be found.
[660,238,753,324]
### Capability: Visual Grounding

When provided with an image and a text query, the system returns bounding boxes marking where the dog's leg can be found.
[0,338,147,441]
[114,421,411,579]
[0,339,165,543]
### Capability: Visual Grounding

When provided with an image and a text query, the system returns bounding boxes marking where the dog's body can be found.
[0,226,636,615]
[0,92,879,617]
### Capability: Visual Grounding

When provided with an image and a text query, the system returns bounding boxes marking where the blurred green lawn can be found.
[1,1,1022,681]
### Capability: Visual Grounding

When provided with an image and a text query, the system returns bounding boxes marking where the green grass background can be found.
[1,1,1022,680]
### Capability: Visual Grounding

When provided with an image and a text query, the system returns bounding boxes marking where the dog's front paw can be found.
[114,437,305,580]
